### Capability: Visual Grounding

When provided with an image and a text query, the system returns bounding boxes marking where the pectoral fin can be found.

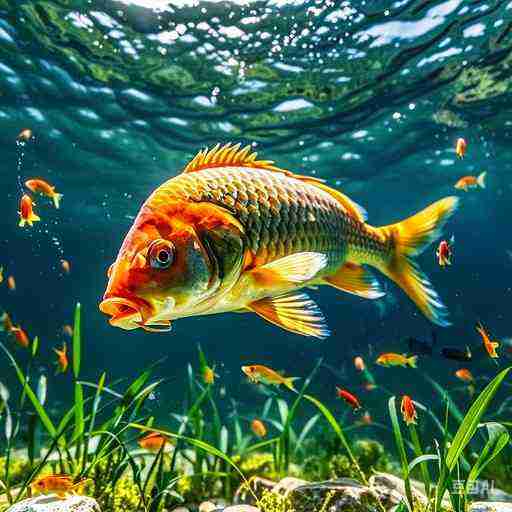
[248,292,330,339]
[250,252,327,287]
[324,262,385,299]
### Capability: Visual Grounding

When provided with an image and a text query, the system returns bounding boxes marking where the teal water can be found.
[0,0,512,430]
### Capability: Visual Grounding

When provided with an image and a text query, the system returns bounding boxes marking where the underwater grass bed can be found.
[0,304,510,512]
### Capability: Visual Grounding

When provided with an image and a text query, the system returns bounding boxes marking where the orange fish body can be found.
[54,342,68,373]
[7,276,15,291]
[354,356,365,371]
[400,395,417,425]
[241,364,297,390]
[251,419,267,438]
[18,194,40,227]
[454,172,486,192]
[25,179,63,209]
[138,431,169,451]
[336,387,361,410]
[455,138,467,158]
[61,259,71,274]
[30,475,85,498]
[99,143,458,337]
[476,322,499,359]
[11,326,29,348]
[455,368,474,383]
[376,353,417,368]
[436,239,453,267]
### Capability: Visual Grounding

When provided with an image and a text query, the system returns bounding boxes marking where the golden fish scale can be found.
[149,167,386,268]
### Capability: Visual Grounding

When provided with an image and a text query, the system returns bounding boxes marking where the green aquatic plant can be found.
[388,366,511,512]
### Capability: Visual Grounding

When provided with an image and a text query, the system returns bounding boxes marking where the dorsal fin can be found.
[183,143,366,222]
[183,143,285,174]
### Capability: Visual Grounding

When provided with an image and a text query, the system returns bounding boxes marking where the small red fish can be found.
[11,326,29,348]
[18,194,40,227]
[354,356,365,371]
[54,342,68,373]
[436,236,454,267]
[455,137,467,158]
[336,387,361,410]
[476,322,499,359]
[400,395,417,425]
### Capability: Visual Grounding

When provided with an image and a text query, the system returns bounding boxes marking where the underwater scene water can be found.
[1,1,512,511]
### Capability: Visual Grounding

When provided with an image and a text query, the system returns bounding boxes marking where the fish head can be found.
[99,204,244,331]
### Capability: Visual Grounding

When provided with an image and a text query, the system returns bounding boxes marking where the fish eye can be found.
[148,239,175,270]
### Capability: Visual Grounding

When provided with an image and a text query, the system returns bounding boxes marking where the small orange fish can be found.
[476,322,499,359]
[363,382,377,391]
[138,431,169,451]
[336,387,362,410]
[376,353,417,368]
[455,368,474,383]
[25,179,63,209]
[436,236,454,267]
[11,326,29,348]
[62,324,73,337]
[354,356,365,371]
[251,419,267,438]
[400,395,417,425]
[18,194,40,228]
[242,365,298,390]
[2,312,14,332]
[455,137,467,158]
[0,266,3,284]
[7,276,16,291]
[30,474,86,498]
[454,172,486,192]
[61,259,71,274]
[54,342,68,373]
[17,128,32,142]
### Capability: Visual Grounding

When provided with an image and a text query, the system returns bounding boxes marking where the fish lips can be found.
[99,296,174,332]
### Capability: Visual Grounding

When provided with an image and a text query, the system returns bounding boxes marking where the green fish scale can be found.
[151,167,378,270]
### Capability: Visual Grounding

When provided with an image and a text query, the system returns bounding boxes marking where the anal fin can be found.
[324,262,385,299]
[248,292,330,339]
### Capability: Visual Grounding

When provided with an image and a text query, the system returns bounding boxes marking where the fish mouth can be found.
[99,296,173,332]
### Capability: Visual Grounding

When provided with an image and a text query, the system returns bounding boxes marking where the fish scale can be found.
[151,166,352,268]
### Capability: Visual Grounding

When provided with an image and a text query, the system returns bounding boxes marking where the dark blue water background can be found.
[0,0,511,435]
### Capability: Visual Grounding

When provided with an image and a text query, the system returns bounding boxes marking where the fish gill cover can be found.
[0,0,512,509]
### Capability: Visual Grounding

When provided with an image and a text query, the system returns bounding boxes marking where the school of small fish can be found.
[4,133,504,495]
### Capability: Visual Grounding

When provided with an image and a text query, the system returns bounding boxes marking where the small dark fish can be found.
[441,345,472,362]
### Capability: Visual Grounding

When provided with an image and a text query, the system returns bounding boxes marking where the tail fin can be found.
[52,193,63,209]
[284,377,300,391]
[477,171,487,189]
[375,197,459,327]
[406,355,418,368]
